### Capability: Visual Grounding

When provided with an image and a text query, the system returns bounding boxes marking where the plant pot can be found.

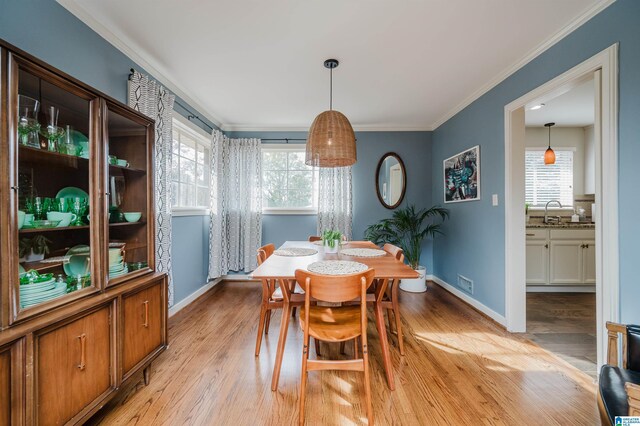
[323,240,340,254]
[400,265,427,293]
[23,249,45,263]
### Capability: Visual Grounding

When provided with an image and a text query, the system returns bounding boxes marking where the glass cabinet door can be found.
[12,56,99,316]
[104,102,153,285]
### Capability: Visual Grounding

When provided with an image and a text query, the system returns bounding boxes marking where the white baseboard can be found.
[526,285,596,293]
[169,278,222,317]
[427,275,507,326]
[221,274,255,281]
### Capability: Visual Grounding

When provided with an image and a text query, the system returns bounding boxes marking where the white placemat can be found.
[312,240,347,246]
[274,248,318,257]
[307,260,368,275]
[340,248,387,258]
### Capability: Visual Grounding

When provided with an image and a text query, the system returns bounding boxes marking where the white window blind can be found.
[525,149,573,207]
[171,118,211,209]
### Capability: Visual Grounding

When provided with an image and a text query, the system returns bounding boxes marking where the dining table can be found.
[250,240,419,391]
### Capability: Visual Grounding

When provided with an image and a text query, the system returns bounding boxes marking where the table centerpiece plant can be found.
[322,229,343,254]
[365,204,449,292]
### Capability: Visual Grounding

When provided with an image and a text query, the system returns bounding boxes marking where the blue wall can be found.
[431,0,640,323]
[0,0,213,305]
[229,131,437,272]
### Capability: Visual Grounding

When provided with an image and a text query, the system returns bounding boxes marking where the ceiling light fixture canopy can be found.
[544,122,556,165]
[530,103,545,110]
[306,59,356,168]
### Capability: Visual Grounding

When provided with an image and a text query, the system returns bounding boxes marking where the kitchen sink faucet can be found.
[544,200,563,224]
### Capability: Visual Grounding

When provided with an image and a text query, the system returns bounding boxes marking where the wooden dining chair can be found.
[381,243,406,355]
[255,244,304,356]
[296,268,376,426]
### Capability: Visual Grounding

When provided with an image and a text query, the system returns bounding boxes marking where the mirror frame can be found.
[375,152,407,209]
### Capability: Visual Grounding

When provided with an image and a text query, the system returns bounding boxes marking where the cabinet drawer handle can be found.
[143,300,149,328]
[544,244,549,249]
[77,334,87,371]
[526,233,535,236]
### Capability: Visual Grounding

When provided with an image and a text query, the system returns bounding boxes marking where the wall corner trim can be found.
[169,278,222,317]
[428,275,507,327]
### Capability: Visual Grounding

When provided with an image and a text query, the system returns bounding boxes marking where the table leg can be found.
[271,300,291,391]
[374,301,395,390]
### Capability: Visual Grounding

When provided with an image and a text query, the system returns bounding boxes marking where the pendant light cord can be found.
[548,125,551,149]
[329,67,333,110]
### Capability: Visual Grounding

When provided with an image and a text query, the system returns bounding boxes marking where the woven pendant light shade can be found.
[306,110,356,167]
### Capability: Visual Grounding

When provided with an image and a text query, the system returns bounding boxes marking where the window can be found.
[171,117,210,212]
[262,145,318,213]
[525,149,574,207]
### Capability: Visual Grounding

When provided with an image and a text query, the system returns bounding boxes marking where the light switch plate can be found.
[492,194,498,206]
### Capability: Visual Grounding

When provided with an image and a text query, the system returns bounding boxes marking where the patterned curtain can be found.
[128,70,175,305]
[208,130,262,279]
[317,166,353,239]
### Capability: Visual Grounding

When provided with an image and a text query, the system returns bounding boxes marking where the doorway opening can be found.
[504,44,618,371]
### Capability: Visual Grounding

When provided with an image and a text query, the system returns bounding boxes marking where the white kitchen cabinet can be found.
[526,241,549,284]
[526,228,595,286]
[549,240,583,284]
[583,240,596,284]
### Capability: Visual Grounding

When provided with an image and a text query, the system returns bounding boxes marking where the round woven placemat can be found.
[307,260,368,275]
[273,248,318,257]
[340,248,386,258]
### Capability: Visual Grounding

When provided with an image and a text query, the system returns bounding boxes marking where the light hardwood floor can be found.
[88,281,598,425]
[525,292,597,378]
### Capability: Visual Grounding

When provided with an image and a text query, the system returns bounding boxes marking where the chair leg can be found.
[265,309,272,335]
[314,338,321,356]
[391,283,405,356]
[255,304,267,356]
[393,305,405,356]
[374,302,395,390]
[354,337,359,359]
[299,334,310,426]
[387,308,395,334]
[271,302,292,391]
[362,340,374,425]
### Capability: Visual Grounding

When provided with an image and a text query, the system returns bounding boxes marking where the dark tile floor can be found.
[525,292,597,378]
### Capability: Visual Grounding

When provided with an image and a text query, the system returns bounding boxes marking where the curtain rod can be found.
[128,68,214,132]
[261,138,307,143]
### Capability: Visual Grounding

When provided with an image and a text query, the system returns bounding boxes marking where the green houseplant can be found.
[322,229,343,253]
[19,234,52,262]
[365,204,448,292]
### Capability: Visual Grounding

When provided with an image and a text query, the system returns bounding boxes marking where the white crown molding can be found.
[224,123,434,132]
[57,0,224,129]
[429,0,616,130]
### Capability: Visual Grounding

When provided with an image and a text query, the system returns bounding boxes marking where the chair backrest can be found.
[308,236,322,242]
[628,325,640,372]
[257,243,275,265]
[295,269,375,303]
[383,243,405,263]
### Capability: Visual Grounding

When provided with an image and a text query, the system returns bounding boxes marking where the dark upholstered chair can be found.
[598,322,640,424]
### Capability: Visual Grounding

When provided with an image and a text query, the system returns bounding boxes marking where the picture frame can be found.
[443,145,480,203]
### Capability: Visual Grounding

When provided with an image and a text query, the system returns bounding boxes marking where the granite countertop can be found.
[526,222,595,229]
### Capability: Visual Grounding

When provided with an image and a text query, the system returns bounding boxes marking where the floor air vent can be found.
[457,274,473,294]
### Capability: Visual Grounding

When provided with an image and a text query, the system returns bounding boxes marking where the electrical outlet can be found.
[457,274,473,294]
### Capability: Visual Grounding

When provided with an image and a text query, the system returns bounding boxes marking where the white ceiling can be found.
[525,78,595,127]
[58,0,610,131]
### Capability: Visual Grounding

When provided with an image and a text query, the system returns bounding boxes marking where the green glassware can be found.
[70,197,87,226]
[54,198,69,213]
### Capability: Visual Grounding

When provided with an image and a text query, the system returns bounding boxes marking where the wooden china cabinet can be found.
[0,40,168,425]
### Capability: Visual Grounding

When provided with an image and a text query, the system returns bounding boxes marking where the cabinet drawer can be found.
[122,279,166,378]
[525,229,548,240]
[35,305,114,426]
[549,229,595,240]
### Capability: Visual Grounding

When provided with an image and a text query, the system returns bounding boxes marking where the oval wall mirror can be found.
[375,152,406,209]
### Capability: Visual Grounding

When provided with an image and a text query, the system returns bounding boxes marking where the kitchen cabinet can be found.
[526,228,595,286]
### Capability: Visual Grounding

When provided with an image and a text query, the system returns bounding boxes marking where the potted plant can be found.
[322,229,343,254]
[19,235,52,263]
[365,204,449,292]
